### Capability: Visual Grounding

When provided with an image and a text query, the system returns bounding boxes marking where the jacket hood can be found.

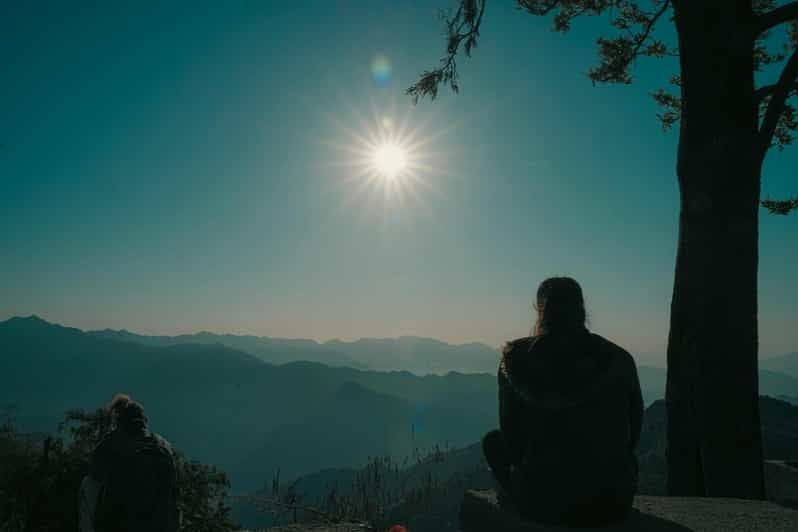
[500,330,628,410]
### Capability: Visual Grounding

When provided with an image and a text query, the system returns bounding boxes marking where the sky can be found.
[1,1,797,365]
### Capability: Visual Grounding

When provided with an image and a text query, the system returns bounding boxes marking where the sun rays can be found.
[317,97,453,228]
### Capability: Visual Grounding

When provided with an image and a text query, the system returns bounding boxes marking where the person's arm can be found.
[167,453,180,532]
[498,355,525,463]
[629,359,644,452]
[88,432,116,482]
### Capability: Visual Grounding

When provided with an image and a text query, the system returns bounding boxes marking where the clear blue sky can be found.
[1,1,796,364]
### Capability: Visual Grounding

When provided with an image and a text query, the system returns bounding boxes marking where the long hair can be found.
[533,277,587,336]
[106,393,148,433]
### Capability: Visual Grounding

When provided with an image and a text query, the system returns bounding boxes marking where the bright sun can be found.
[326,107,447,214]
[372,141,407,180]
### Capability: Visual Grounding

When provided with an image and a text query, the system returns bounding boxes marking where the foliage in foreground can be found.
[237,396,798,532]
[236,445,493,532]
[0,407,236,532]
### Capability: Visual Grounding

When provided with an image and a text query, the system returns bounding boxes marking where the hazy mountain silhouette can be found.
[761,352,798,379]
[88,325,798,394]
[88,327,368,370]
[88,325,798,395]
[2,315,796,493]
[226,380,491,491]
[759,369,798,397]
[89,327,500,375]
[1,316,495,490]
[322,336,498,374]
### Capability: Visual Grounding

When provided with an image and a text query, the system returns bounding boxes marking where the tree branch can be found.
[756,1,798,34]
[759,48,798,155]
[517,0,562,16]
[761,197,798,215]
[755,81,798,102]
[588,0,674,84]
[406,0,487,102]
[630,0,672,60]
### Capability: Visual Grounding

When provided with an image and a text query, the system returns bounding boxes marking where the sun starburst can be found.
[316,96,456,229]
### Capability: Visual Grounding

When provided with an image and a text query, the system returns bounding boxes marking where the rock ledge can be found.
[459,490,798,531]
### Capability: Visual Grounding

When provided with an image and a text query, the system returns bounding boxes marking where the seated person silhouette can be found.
[79,394,179,532]
[483,277,643,527]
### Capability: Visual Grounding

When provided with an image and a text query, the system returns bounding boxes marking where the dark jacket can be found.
[499,329,643,515]
[90,427,179,532]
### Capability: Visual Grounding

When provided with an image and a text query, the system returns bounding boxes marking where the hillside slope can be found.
[0,316,496,490]
[3,316,796,494]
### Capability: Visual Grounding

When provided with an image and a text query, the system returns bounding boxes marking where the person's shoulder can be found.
[583,334,640,397]
[149,432,174,455]
[589,333,638,371]
[501,336,535,356]
[93,428,122,453]
[500,336,537,377]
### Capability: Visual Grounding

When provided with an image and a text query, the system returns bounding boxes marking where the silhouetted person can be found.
[79,394,178,532]
[483,277,643,527]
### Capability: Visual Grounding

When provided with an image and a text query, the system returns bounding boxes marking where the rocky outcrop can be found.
[250,524,368,532]
[765,460,798,508]
[459,490,798,531]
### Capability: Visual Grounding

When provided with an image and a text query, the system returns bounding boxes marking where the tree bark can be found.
[666,0,765,498]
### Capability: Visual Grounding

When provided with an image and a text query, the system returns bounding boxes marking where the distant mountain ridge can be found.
[88,325,501,375]
[2,315,797,494]
[84,319,798,399]
[321,336,499,374]
[0,316,497,491]
[88,327,369,370]
[761,352,798,379]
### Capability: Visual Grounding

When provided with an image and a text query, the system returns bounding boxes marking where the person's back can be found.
[483,277,643,527]
[88,395,178,532]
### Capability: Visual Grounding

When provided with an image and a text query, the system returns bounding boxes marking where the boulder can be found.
[459,490,798,532]
[765,460,798,508]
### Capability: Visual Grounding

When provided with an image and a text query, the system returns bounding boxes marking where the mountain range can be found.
[0,316,494,491]
[88,327,501,374]
[2,315,797,494]
[84,320,798,403]
[761,351,798,380]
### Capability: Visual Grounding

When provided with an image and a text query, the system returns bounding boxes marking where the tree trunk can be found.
[666,0,765,498]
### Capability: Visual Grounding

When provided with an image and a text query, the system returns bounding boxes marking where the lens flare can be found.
[371,55,392,86]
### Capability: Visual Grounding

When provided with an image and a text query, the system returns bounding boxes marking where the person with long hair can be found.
[483,277,643,526]
[79,394,178,532]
